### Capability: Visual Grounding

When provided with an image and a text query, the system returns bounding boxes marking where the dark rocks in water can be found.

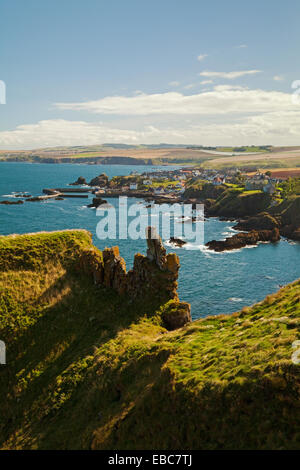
[55,197,64,200]
[0,199,24,205]
[15,193,32,198]
[206,228,280,252]
[88,173,109,187]
[219,216,236,222]
[70,176,88,186]
[88,197,108,208]
[169,236,187,247]
[27,196,44,202]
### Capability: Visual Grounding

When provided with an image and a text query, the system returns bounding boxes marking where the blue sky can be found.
[0,0,300,148]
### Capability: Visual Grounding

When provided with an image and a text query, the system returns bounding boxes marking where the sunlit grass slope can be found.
[0,230,299,450]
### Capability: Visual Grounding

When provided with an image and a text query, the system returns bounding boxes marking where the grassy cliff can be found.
[207,188,272,217]
[0,230,300,450]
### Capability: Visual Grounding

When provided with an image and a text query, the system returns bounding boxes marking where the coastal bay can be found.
[1,162,300,319]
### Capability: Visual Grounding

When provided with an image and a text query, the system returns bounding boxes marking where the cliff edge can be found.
[0,230,299,450]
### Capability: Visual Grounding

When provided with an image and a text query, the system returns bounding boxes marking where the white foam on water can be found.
[221,231,233,238]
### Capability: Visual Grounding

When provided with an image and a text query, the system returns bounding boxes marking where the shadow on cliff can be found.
[0,268,172,448]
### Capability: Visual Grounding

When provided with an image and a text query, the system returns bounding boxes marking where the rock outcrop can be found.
[234,212,279,231]
[0,200,24,205]
[281,225,300,241]
[146,226,167,270]
[169,236,187,247]
[79,226,191,329]
[88,173,109,187]
[70,176,88,186]
[232,197,300,242]
[87,197,108,208]
[206,228,280,252]
[161,300,191,330]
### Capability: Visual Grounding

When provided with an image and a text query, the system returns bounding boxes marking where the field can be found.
[2,145,300,170]
[205,150,300,170]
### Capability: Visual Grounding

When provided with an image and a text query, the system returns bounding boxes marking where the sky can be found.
[0,0,300,149]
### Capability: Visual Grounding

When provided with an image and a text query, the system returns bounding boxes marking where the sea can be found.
[1,162,300,320]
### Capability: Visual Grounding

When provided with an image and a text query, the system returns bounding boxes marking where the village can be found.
[2,165,286,207]
[78,166,284,203]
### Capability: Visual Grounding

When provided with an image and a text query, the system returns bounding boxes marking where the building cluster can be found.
[94,167,283,199]
[244,171,281,195]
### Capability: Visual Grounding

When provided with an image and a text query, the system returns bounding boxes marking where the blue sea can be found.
[1,162,300,320]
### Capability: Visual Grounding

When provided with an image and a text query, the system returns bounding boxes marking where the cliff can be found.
[234,195,300,241]
[1,155,154,165]
[184,181,227,200]
[196,186,300,245]
[0,230,300,450]
[207,188,272,218]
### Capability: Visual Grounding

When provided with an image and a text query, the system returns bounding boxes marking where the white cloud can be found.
[236,44,247,48]
[273,75,284,81]
[2,85,300,149]
[199,69,261,79]
[169,81,180,87]
[213,85,248,91]
[183,80,213,89]
[1,109,300,149]
[0,120,146,149]
[197,54,208,61]
[54,87,292,116]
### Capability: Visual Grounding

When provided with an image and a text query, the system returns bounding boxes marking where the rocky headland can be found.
[1,228,299,450]
[206,228,280,252]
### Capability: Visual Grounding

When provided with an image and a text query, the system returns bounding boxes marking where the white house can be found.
[130,183,138,190]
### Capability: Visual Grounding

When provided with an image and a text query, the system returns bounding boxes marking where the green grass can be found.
[208,187,272,217]
[203,157,300,171]
[217,146,267,153]
[0,230,300,450]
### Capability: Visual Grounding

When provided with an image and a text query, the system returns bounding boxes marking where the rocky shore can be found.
[87,197,107,208]
[0,200,24,205]
[206,227,280,252]
[169,236,187,247]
